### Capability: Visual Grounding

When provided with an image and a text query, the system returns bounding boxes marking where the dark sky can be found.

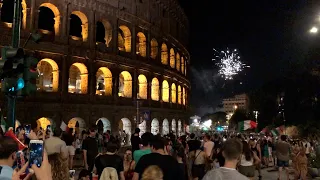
[178,0,320,115]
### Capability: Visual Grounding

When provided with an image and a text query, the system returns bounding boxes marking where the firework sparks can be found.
[213,48,248,80]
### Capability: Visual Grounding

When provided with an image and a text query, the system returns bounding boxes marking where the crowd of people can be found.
[0,123,316,180]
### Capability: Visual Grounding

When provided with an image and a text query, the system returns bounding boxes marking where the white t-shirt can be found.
[240,154,253,166]
[204,141,215,157]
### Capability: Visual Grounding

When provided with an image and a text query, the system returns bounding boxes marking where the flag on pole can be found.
[271,125,285,136]
[260,127,268,134]
[238,120,257,131]
[0,109,7,132]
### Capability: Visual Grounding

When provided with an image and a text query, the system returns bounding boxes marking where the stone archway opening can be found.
[178,120,182,136]
[96,67,112,96]
[118,25,131,52]
[68,63,88,94]
[171,83,176,103]
[118,71,132,98]
[176,53,180,71]
[136,32,146,57]
[172,119,176,134]
[162,119,169,135]
[151,39,158,59]
[96,20,112,47]
[178,85,182,104]
[181,57,185,74]
[162,80,169,102]
[119,118,131,145]
[170,48,175,68]
[138,120,146,137]
[151,78,159,101]
[37,58,59,92]
[138,74,147,99]
[161,43,168,65]
[96,118,111,133]
[68,117,86,135]
[38,3,60,38]
[151,118,159,135]
[69,11,88,41]
[36,117,53,130]
[0,0,26,29]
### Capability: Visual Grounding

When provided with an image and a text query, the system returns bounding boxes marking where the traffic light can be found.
[1,77,24,93]
[0,46,24,78]
[22,56,38,95]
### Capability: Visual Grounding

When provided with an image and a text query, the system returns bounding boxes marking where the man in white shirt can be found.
[203,134,214,157]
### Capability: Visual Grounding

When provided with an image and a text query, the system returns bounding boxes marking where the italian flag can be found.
[238,120,257,131]
[271,125,285,136]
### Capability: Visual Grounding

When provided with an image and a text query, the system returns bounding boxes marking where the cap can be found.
[45,136,67,155]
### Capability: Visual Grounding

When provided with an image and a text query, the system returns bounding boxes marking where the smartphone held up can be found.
[29,140,44,168]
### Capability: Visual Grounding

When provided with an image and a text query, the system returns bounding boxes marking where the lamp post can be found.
[253,110,259,132]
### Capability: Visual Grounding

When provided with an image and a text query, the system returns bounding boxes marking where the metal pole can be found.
[12,0,22,48]
[7,95,16,130]
[136,100,140,128]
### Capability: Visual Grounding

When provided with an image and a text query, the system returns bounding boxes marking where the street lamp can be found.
[310,27,318,34]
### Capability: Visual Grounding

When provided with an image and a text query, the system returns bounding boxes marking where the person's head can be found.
[141,132,154,147]
[281,135,287,141]
[69,128,74,134]
[222,139,243,162]
[107,130,111,134]
[48,153,69,180]
[0,137,18,166]
[151,136,165,152]
[242,141,252,161]
[106,142,118,153]
[78,169,90,180]
[190,133,195,139]
[141,165,163,180]
[89,127,96,137]
[124,148,132,161]
[53,128,63,138]
[204,134,211,141]
[135,128,140,134]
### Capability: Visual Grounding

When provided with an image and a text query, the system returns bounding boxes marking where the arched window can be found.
[151,78,160,101]
[151,39,158,59]
[181,57,185,74]
[161,43,168,65]
[162,80,169,102]
[68,63,88,94]
[38,3,60,36]
[185,60,187,76]
[118,25,131,52]
[96,67,112,96]
[136,32,147,57]
[176,53,180,71]
[178,85,182,104]
[171,83,176,103]
[37,59,59,92]
[183,87,186,105]
[138,74,147,99]
[69,11,88,41]
[170,48,175,68]
[119,71,132,98]
[96,20,112,47]
[1,0,27,29]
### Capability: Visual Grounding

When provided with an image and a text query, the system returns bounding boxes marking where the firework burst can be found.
[213,48,248,80]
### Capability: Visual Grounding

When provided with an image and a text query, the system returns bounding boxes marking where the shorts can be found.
[277,160,289,167]
[66,145,76,156]
[238,165,255,177]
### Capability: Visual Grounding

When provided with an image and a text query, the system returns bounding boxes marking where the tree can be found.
[229,109,248,130]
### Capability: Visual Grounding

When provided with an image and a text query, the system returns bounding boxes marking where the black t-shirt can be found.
[131,134,141,152]
[82,137,98,161]
[95,154,124,179]
[63,133,74,146]
[187,139,200,152]
[135,153,183,180]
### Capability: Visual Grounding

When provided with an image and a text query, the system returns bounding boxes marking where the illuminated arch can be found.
[36,117,53,130]
[171,83,176,103]
[183,87,186,105]
[136,32,146,57]
[178,120,182,136]
[150,39,158,59]
[178,85,182,104]
[68,117,86,135]
[172,119,176,133]
[37,58,59,92]
[0,0,27,29]
[70,11,88,41]
[119,118,131,145]
[118,25,131,52]
[96,67,112,96]
[162,80,169,102]
[170,48,175,68]
[68,63,88,94]
[137,74,147,99]
[161,43,168,65]
[96,117,111,133]
[119,71,132,98]
[39,3,60,36]
[151,78,160,101]
[162,119,169,135]
[100,20,112,47]
[151,118,159,135]
[176,53,180,71]
[185,60,187,75]
[138,120,146,137]
[181,57,185,74]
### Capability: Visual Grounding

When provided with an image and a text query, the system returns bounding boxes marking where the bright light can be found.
[203,120,212,127]
[234,105,238,109]
[310,27,318,34]
[193,119,198,123]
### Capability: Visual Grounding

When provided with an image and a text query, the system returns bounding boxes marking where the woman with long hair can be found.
[239,141,260,180]
[249,139,262,179]
[123,148,135,180]
[141,165,163,180]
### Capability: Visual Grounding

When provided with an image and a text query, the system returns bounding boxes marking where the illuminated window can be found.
[181,57,185,74]
[172,119,176,133]
[138,74,147,99]
[162,80,169,102]
[118,25,131,52]
[151,78,160,101]
[136,32,147,57]
[178,85,182,104]
[161,43,168,65]
[171,83,176,103]
[36,117,51,130]
[68,63,88,94]
[119,71,132,98]
[151,39,158,59]
[176,53,180,71]
[170,48,175,68]
[96,20,112,47]
[96,67,112,96]
[69,11,88,41]
[183,87,186,105]
[37,59,59,92]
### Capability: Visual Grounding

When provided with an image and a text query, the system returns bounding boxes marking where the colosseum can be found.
[0,0,190,137]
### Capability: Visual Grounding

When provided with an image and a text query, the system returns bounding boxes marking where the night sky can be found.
[179,0,320,115]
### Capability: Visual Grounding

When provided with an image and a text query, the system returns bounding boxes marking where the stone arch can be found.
[183,87,186,105]
[0,0,27,29]
[37,58,59,92]
[151,118,159,135]
[70,11,88,41]
[96,19,112,47]
[151,78,159,101]
[96,117,111,133]
[185,60,187,75]
[138,74,147,99]
[181,57,185,74]
[39,3,60,36]
[68,117,86,135]
[161,43,168,65]
[36,117,54,130]
[172,119,176,134]
[119,118,132,145]
[162,80,169,102]
[162,119,169,135]
[170,48,175,68]
[176,53,180,71]
[178,85,182,104]
[96,67,112,96]
[68,63,88,94]
[150,39,158,59]
[178,120,182,136]
[119,71,132,98]
[171,83,176,103]
[118,25,131,52]
[136,32,147,57]
[138,120,146,137]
